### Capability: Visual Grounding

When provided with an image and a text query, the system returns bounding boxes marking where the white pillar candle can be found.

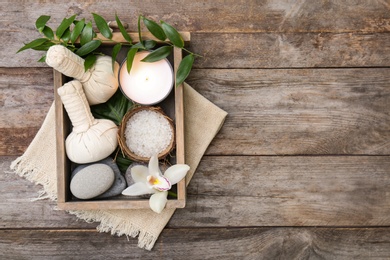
[119,51,174,105]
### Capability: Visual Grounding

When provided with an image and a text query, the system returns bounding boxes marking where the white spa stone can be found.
[96,158,127,199]
[70,164,115,200]
[71,157,127,199]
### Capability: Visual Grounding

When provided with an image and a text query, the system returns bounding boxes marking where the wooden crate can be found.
[55,32,190,210]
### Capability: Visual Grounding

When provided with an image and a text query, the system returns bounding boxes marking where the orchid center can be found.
[147,175,171,191]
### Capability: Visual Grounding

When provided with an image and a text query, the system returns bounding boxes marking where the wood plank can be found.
[0,68,53,128]
[1,228,390,259]
[187,68,390,155]
[190,32,390,69]
[4,1,390,68]
[3,1,389,257]
[2,67,389,156]
[173,47,187,205]
[175,155,390,227]
[3,0,390,34]
[0,68,52,155]
[0,127,39,156]
[0,67,53,155]
[0,156,96,229]
[8,32,390,68]
[3,156,390,228]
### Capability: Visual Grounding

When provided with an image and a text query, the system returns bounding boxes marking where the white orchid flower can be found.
[122,154,190,213]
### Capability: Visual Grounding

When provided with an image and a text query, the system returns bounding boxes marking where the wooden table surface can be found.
[1,1,390,259]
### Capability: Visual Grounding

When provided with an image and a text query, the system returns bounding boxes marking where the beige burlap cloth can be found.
[10,82,227,250]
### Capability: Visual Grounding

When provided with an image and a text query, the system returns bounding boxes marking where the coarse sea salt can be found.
[124,110,173,158]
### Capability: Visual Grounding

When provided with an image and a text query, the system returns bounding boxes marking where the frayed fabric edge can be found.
[10,155,158,251]
[10,156,57,201]
[68,210,157,250]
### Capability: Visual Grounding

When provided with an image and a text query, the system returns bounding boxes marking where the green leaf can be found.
[141,45,172,62]
[80,22,93,46]
[35,15,50,32]
[56,14,76,39]
[143,40,156,49]
[42,26,54,40]
[90,88,134,125]
[37,55,46,62]
[84,54,97,71]
[31,40,55,51]
[115,14,132,43]
[61,28,71,43]
[92,13,112,39]
[142,16,166,41]
[126,48,138,73]
[67,45,77,52]
[112,43,121,71]
[130,40,156,50]
[17,38,48,53]
[131,42,145,50]
[168,191,178,198]
[71,18,85,44]
[176,54,194,86]
[161,21,184,48]
[75,39,101,57]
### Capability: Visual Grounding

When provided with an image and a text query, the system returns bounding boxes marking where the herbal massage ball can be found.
[46,45,119,105]
[57,80,118,164]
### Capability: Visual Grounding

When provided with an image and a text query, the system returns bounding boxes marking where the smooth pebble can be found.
[125,163,150,198]
[125,163,147,186]
[70,164,114,200]
[96,158,127,198]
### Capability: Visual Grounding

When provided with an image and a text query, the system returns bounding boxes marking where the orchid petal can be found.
[122,182,155,196]
[164,164,190,185]
[149,191,168,213]
[148,154,162,177]
[131,165,149,183]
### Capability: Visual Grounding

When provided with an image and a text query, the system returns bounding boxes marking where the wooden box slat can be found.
[55,32,189,210]
[173,47,186,205]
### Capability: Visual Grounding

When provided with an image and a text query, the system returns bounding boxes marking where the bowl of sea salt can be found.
[118,106,175,162]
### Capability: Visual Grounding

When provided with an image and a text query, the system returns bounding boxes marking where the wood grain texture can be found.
[2,156,390,228]
[187,68,390,155]
[2,1,390,258]
[0,68,53,155]
[0,68,53,128]
[3,67,389,156]
[0,127,39,156]
[190,32,390,69]
[0,157,96,229]
[1,228,390,259]
[173,47,187,205]
[2,0,390,34]
[4,0,390,68]
[8,32,390,68]
[172,155,390,227]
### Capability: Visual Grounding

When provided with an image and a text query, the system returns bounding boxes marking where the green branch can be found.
[18,13,201,83]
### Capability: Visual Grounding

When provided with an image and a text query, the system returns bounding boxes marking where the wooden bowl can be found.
[118,106,175,162]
